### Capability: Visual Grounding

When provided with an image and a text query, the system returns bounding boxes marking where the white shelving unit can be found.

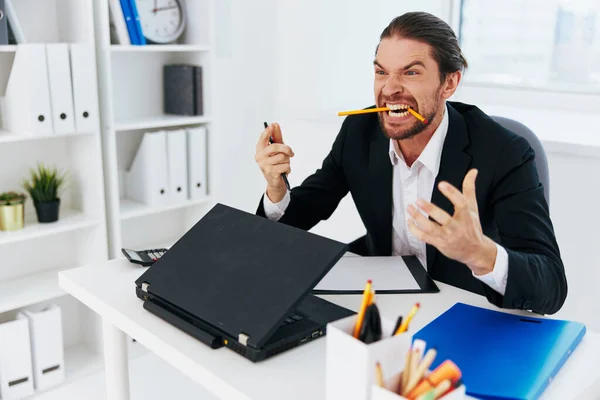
[114,115,211,131]
[0,0,217,397]
[93,0,217,258]
[0,0,109,397]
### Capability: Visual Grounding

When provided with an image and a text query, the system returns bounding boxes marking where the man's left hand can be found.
[406,169,497,276]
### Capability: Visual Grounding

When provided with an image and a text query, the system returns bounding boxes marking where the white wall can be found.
[214,1,600,330]
[212,0,278,212]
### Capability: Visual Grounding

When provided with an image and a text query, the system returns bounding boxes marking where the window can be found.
[458,0,600,94]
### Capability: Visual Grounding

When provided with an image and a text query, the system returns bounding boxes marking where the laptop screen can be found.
[135,203,348,348]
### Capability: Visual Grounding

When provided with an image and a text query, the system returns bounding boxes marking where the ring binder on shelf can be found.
[2,44,53,135]
[0,317,35,399]
[18,305,66,391]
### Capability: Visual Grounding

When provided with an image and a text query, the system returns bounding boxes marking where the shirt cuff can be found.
[472,243,509,295]
[262,190,290,221]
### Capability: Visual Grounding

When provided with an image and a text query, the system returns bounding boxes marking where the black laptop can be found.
[134,203,355,362]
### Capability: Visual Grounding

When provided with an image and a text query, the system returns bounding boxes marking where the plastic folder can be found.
[412,303,586,400]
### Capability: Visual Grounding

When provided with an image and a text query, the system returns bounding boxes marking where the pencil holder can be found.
[325,314,412,400]
[371,372,466,400]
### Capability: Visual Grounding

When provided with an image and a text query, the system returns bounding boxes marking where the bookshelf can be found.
[94,0,216,259]
[0,0,216,396]
[0,0,109,396]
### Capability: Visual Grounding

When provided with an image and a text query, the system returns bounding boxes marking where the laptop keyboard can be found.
[283,313,304,325]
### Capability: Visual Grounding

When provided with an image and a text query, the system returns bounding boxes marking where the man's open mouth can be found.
[386,103,415,118]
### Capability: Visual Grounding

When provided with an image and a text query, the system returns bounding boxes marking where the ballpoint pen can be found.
[263,121,291,192]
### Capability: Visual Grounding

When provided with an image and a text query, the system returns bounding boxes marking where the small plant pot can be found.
[34,199,60,223]
[0,203,25,231]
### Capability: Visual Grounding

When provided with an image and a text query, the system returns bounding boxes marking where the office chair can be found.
[348,116,550,256]
[491,116,550,207]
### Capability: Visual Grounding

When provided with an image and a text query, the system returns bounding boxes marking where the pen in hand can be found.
[264,121,291,192]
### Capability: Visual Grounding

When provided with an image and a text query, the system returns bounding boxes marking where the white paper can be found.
[314,256,420,292]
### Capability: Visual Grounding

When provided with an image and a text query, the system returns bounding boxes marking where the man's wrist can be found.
[266,185,287,204]
[469,237,498,276]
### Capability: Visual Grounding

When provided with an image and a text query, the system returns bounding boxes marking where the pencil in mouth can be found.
[337,105,429,124]
[406,107,429,125]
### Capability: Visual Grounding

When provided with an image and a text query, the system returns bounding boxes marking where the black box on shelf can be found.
[163,64,203,116]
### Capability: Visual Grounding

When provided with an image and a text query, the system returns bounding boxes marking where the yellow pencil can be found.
[338,107,429,124]
[432,379,452,399]
[407,108,429,124]
[404,348,437,395]
[353,280,373,338]
[401,345,412,393]
[337,107,389,116]
[394,303,420,335]
[375,362,384,387]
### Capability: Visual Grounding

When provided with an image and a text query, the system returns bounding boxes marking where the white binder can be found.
[46,43,76,134]
[18,305,65,391]
[108,0,131,45]
[2,44,53,135]
[187,127,208,199]
[166,129,189,204]
[126,131,170,206]
[69,44,100,133]
[0,318,35,399]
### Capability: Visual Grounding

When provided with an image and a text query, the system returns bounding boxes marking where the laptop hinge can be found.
[238,333,249,346]
[141,282,150,293]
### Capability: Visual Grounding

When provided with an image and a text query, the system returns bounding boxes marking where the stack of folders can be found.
[126,127,208,206]
[0,304,65,399]
[1,43,100,136]
[108,0,145,45]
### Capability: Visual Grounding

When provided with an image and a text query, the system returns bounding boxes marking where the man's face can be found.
[374,36,445,140]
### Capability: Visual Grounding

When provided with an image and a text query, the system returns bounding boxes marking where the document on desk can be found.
[312,255,439,294]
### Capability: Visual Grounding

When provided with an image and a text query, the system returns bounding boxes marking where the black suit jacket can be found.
[257,102,567,315]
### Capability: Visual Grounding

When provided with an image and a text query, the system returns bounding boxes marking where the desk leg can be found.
[102,319,130,400]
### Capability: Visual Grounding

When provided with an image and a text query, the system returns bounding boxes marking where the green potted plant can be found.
[0,191,27,231]
[22,163,67,223]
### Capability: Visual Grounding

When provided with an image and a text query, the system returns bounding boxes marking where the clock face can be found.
[135,0,186,44]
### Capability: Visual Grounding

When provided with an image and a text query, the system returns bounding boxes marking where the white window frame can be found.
[448,0,600,113]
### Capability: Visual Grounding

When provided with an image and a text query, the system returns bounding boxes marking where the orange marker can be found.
[353,280,373,338]
[394,303,420,335]
[406,360,462,400]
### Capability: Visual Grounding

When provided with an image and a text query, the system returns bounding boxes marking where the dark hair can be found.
[378,12,468,82]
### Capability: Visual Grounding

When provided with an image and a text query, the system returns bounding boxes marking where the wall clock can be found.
[135,0,186,44]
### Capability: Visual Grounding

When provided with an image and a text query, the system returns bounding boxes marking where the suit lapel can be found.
[426,104,473,271]
[369,123,393,255]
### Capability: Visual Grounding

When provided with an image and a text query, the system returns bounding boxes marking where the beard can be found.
[377,90,441,141]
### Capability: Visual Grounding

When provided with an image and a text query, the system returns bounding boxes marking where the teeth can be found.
[386,104,411,111]
[388,110,409,117]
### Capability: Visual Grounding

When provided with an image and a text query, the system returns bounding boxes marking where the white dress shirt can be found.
[263,104,509,295]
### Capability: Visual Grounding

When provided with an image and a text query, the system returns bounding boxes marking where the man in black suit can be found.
[254,12,567,315]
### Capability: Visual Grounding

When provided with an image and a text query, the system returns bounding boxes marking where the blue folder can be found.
[128,0,146,45]
[119,0,140,45]
[412,303,586,400]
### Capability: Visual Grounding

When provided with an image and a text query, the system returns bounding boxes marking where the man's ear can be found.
[441,71,462,100]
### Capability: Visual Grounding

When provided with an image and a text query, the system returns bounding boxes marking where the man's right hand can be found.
[255,122,294,203]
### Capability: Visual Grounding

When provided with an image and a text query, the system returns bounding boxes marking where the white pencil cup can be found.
[325,314,412,400]
[371,372,466,400]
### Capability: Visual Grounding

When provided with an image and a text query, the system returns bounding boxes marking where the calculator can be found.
[121,248,168,267]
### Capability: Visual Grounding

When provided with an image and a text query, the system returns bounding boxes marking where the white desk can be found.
[59,258,600,400]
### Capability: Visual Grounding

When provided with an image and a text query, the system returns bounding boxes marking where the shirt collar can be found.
[388,103,449,176]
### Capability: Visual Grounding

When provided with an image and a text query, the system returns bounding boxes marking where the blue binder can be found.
[412,303,586,400]
[128,0,146,45]
[119,0,140,45]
